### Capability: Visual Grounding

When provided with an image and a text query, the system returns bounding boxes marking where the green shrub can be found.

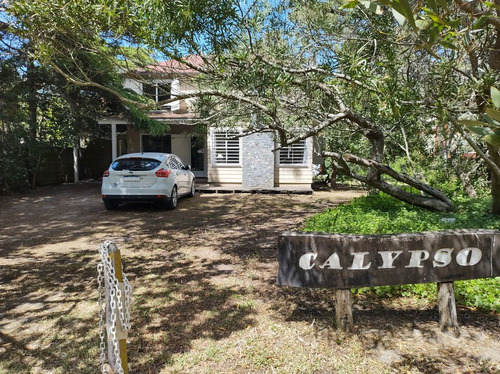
[304,192,500,312]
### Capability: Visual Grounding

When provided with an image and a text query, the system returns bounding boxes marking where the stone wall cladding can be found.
[242,132,275,188]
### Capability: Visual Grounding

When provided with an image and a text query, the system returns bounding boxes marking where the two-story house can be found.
[98,55,314,190]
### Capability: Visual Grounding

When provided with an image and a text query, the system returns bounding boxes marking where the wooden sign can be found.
[277,230,500,289]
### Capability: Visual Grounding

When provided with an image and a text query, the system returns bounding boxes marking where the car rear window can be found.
[111,158,161,171]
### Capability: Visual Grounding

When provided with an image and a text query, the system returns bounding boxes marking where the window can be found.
[279,140,307,166]
[143,81,171,104]
[212,130,241,165]
[111,158,161,171]
[168,156,185,170]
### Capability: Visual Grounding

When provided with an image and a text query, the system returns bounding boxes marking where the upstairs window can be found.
[143,81,171,105]
[211,130,241,165]
[279,140,307,166]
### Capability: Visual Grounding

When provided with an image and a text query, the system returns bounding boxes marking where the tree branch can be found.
[451,119,500,178]
[324,151,454,207]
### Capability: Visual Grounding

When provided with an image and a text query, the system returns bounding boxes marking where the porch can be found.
[195,181,313,195]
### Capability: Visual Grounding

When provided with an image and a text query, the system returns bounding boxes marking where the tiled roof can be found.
[139,55,204,74]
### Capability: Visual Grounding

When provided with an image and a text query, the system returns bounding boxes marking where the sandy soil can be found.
[0,182,498,373]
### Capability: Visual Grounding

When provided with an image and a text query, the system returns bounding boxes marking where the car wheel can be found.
[104,200,119,210]
[166,186,178,210]
[188,180,195,198]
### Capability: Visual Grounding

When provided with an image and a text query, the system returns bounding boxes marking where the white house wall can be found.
[276,138,314,186]
[277,167,313,185]
[206,130,243,184]
[171,134,191,166]
[123,78,141,94]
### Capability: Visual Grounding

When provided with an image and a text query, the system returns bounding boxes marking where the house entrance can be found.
[191,136,206,178]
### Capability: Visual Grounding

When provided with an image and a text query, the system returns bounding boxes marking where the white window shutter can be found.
[123,78,141,94]
[170,79,180,111]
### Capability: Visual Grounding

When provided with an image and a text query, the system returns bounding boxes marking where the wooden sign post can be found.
[277,230,500,332]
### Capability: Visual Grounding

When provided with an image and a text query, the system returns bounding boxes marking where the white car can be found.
[101,152,195,210]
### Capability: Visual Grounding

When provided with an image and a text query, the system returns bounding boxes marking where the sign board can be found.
[277,230,500,289]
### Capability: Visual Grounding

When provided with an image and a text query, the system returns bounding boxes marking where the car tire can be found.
[166,186,178,210]
[188,180,196,198]
[103,200,119,210]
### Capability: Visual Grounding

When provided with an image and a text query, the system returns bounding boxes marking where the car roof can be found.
[114,152,174,161]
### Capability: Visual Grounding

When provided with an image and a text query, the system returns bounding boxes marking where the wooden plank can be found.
[277,230,500,289]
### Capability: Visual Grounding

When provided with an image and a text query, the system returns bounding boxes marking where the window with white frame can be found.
[211,130,241,165]
[143,81,171,104]
[279,140,307,166]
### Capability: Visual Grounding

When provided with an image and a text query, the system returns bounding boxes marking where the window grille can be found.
[279,140,307,165]
[212,130,241,165]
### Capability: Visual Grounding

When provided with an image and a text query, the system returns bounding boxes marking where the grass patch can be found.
[304,192,500,234]
[304,192,500,312]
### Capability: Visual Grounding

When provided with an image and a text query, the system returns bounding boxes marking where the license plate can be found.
[123,176,141,182]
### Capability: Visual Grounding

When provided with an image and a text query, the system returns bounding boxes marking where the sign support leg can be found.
[335,289,353,332]
[437,282,459,333]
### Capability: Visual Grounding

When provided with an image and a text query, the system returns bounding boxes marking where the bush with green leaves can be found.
[304,192,500,312]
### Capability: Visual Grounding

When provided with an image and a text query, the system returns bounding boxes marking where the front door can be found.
[191,136,206,178]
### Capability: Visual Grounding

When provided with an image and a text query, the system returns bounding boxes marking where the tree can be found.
[0,5,127,191]
[7,0,498,212]
[361,0,500,213]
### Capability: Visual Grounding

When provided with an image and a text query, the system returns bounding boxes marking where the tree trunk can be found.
[489,14,500,214]
[325,151,454,212]
[488,144,500,214]
[361,175,453,211]
[31,153,41,189]
[26,56,38,188]
[330,164,337,190]
[366,128,385,183]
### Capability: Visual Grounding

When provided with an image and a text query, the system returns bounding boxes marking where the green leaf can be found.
[486,107,500,123]
[438,40,457,50]
[397,0,417,29]
[458,119,489,127]
[426,0,439,13]
[340,0,361,9]
[415,18,433,30]
[472,16,488,30]
[485,1,500,10]
[484,134,500,147]
[435,0,447,8]
[491,87,500,108]
[427,26,441,45]
[426,12,446,25]
[467,126,495,136]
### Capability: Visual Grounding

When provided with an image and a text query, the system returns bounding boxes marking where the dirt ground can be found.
[0,182,499,374]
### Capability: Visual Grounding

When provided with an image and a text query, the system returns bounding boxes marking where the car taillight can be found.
[103,170,110,177]
[155,168,171,178]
